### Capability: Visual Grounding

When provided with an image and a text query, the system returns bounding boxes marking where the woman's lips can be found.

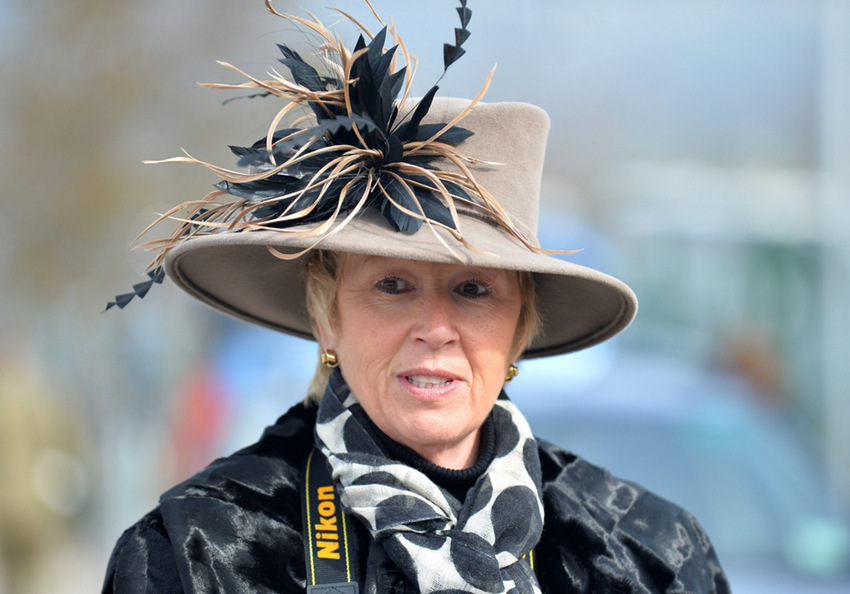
[399,370,461,399]
[406,374,451,390]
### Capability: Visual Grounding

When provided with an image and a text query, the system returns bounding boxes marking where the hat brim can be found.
[165,208,637,358]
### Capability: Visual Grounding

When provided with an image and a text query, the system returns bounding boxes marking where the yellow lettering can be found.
[318,501,335,517]
[315,515,337,531]
[316,539,340,559]
[311,485,341,560]
[316,532,339,540]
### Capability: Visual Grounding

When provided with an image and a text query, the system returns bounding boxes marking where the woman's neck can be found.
[412,432,481,470]
[367,413,497,502]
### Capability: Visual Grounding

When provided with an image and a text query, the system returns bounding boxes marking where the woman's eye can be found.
[456,280,491,298]
[375,277,411,294]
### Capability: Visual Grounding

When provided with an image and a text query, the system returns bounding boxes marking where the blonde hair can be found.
[303,250,346,403]
[301,250,541,404]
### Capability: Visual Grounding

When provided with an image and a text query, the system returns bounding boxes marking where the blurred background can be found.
[2,0,850,591]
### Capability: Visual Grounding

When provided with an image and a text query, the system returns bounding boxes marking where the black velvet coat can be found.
[102,402,730,593]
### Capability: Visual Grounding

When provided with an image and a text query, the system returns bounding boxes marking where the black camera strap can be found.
[301,448,359,594]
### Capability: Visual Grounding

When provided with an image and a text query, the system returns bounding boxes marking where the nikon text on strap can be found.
[301,448,359,594]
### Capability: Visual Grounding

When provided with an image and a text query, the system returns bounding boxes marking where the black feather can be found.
[443,1,472,69]
[457,2,471,27]
[276,44,340,92]
[394,85,439,141]
[414,123,473,144]
[104,268,164,311]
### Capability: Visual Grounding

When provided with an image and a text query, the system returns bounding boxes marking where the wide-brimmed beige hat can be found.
[115,3,637,358]
[164,98,636,358]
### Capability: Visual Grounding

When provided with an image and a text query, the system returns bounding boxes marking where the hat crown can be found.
[421,99,549,249]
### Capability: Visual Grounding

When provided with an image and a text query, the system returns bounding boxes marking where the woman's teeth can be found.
[407,375,450,389]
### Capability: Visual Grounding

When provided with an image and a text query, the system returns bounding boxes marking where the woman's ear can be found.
[316,318,337,351]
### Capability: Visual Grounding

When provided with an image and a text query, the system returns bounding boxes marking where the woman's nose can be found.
[412,291,460,347]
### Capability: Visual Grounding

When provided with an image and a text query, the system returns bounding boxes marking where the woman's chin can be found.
[392,415,478,463]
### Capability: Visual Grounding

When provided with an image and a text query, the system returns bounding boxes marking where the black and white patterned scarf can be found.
[315,369,544,593]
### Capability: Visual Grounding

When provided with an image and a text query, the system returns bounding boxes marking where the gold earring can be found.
[505,364,518,382]
[321,350,339,368]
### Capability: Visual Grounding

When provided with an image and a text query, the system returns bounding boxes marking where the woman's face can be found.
[319,254,523,469]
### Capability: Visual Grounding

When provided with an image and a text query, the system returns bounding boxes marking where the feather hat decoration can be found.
[107,0,539,310]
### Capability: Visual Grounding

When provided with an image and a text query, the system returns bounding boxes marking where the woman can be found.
[103,2,730,592]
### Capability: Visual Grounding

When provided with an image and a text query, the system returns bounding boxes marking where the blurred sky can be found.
[2,1,850,591]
